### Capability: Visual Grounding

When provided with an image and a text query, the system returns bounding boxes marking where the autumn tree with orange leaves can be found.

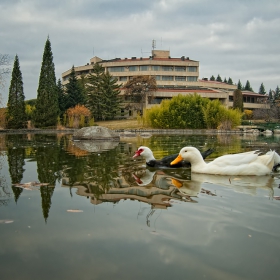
[66,104,92,128]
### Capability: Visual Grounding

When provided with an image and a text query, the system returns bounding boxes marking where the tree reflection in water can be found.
[3,133,280,223]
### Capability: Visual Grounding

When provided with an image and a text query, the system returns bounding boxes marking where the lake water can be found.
[1,132,280,280]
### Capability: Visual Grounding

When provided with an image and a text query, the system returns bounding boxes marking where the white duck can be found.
[171,147,280,176]
[133,146,213,168]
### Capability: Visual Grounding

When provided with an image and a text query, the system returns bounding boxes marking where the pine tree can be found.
[244,80,253,92]
[57,79,66,117]
[100,71,122,120]
[268,89,274,102]
[33,37,59,127]
[6,55,27,128]
[258,83,266,95]
[216,74,222,82]
[86,63,106,120]
[210,75,215,81]
[65,66,85,110]
[233,89,243,111]
[228,77,233,85]
[275,86,280,100]
[237,80,242,90]
[223,77,228,83]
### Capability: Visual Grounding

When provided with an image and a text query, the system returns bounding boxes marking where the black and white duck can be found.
[133,146,214,168]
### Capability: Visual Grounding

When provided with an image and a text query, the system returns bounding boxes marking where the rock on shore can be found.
[72,126,120,141]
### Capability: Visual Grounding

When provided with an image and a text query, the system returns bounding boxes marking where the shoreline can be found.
[0,128,243,135]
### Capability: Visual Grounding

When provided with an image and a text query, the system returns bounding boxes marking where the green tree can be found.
[216,74,222,82]
[237,80,242,90]
[77,73,88,103]
[233,89,243,111]
[86,63,106,120]
[123,75,157,115]
[6,55,27,129]
[210,75,215,81]
[65,66,85,110]
[258,83,266,95]
[99,70,122,120]
[244,80,253,91]
[228,77,233,85]
[223,77,228,83]
[275,86,280,101]
[33,37,59,128]
[57,79,67,117]
[268,89,273,102]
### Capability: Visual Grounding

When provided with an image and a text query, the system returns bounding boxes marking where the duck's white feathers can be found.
[176,147,277,176]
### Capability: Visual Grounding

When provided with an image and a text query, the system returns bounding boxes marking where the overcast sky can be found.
[1,0,280,104]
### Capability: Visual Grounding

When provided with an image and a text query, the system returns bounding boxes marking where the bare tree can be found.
[123,75,157,115]
[253,95,280,122]
[0,54,11,105]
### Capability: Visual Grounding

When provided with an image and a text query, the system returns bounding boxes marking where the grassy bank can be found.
[95,119,149,130]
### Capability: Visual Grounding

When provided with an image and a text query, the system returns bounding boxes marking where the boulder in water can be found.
[73,126,120,141]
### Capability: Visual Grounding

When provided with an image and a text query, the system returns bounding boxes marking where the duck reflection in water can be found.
[131,168,279,199]
[131,169,216,203]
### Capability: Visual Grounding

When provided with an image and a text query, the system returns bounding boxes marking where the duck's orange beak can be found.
[171,178,183,188]
[171,154,183,165]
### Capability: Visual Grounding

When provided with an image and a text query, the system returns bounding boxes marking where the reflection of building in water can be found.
[61,170,203,209]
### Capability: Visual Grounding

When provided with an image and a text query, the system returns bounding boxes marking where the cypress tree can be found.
[65,66,85,110]
[223,77,228,83]
[258,83,266,95]
[6,55,27,129]
[33,37,59,128]
[233,89,244,111]
[210,75,215,81]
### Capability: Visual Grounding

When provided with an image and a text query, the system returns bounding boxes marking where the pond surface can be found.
[1,132,280,280]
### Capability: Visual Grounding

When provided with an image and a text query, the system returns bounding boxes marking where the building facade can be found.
[61,50,269,116]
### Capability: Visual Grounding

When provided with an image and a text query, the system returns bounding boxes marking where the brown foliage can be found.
[66,105,91,117]
[123,75,157,111]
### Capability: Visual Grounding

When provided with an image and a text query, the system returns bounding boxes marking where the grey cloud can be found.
[0,0,279,103]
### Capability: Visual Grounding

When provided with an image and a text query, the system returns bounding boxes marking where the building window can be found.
[162,76,173,81]
[187,76,197,81]
[175,76,186,81]
[119,76,127,81]
[162,66,173,71]
[151,65,161,71]
[108,66,125,72]
[152,75,161,81]
[140,65,149,71]
[175,66,186,72]
[129,66,138,71]
[187,66,197,72]
[229,96,233,101]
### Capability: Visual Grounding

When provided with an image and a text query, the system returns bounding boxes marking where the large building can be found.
[61,50,269,116]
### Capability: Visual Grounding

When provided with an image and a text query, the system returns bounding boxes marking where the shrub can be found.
[146,94,242,129]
